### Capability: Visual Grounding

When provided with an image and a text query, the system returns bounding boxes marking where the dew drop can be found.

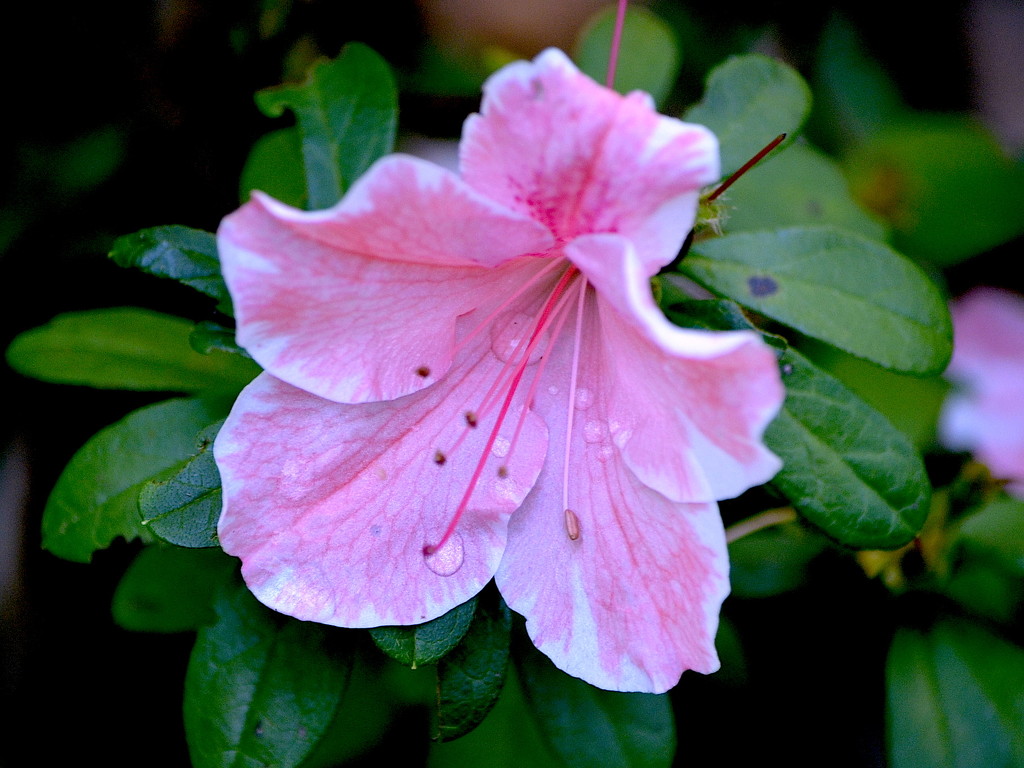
[491,312,546,364]
[613,428,632,449]
[597,445,614,462]
[583,420,604,444]
[574,387,593,410]
[424,532,465,577]
[491,436,510,458]
[547,385,560,395]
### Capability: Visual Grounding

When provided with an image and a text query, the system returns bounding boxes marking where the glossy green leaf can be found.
[190,321,252,358]
[239,127,307,209]
[722,142,887,241]
[574,5,680,106]
[42,397,227,562]
[887,620,1024,768]
[112,546,237,632]
[766,348,931,549]
[185,581,351,768]
[140,421,223,548]
[684,54,811,178]
[370,598,477,668]
[109,226,232,314]
[6,308,260,392]
[256,43,397,209]
[845,116,1024,266]
[516,641,675,768]
[436,593,512,741]
[683,226,952,374]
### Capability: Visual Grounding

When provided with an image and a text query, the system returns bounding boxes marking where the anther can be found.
[416,365,431,378]
[465,411,478,428]
[497,465,509,478]
[564,508,581,541]
[434,450,447,465]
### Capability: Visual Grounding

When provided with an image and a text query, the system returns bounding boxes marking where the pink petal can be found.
[567,234,784,502]
[460,49,719,274]
[941,288,1024,494]
[218,157,554,404]
[496,327,728,692]
[215,334,548,627]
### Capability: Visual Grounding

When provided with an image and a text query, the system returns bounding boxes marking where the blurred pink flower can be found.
[213,49,783,692]
[941,287,1024,496]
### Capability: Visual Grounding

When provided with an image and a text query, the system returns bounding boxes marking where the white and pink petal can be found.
[215,336,548,628]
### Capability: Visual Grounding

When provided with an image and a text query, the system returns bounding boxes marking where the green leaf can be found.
[844,115,1024,266]
[683,226,952,374]
[190,321,252,358]
[256,42,397,209]
[42,397,227,562]
[574,5,681,107]
[810,14,906,150]
[887,620,1024,768]
[721,142,887,241]
[955,497,1024,576]
[370,598,477,668]
[239,127,307,209]
[109,226,232,315]
[516,640,675,768]
[140,421,224,548]
[436,592,513,741]
[728,522,826,598]
[112,545,237,632]
[184,580,351,768]
[428,663,562,768]
[6,308,261,392]
[684,54,812,178]
[766,348,931,549]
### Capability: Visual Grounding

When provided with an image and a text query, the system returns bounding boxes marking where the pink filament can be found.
[605,0,630,89]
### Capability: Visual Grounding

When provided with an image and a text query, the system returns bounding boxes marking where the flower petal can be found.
[219,157,555,403]
[215,338,548,628]
[567,234,783,502]
[461,49,719,273]
[496,328,728,692]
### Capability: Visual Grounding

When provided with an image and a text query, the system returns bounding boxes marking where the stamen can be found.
[605,0,630,89]
[416,366,431,377]
[561,278,589,518]
[497,466,509,478]
[425,266,582,557]
[465,412,478,428]
[434,450,447,465]
[564,508,581,541]
[707,133,787,202]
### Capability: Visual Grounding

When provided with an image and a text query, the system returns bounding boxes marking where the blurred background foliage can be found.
[2,1,1022,766]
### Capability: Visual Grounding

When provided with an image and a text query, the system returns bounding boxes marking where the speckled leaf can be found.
[184,581,351,768]
[516,640,675,768]
[683,226,952,374]
[684,54,811,178]
[370,598,477,668]
[256,43,397,209]
[436,593,512,741]
[140,421,224,548]
[41,397,227,562]
[109,226,232,314]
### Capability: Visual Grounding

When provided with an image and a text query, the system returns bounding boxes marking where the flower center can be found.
[422,260,588,558]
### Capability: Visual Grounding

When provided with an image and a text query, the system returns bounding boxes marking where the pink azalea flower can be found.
[214,49,784,692]
[941,287,1024,497]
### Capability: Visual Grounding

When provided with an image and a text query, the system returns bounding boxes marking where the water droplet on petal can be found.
[547,385,560,395]
[424,532,465,577]
[491,436,510,458]
[491,312,546,364]
[574,387,593,410]
[597,445,614,462]
[613,428,632,449]
[583,420,603,443]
